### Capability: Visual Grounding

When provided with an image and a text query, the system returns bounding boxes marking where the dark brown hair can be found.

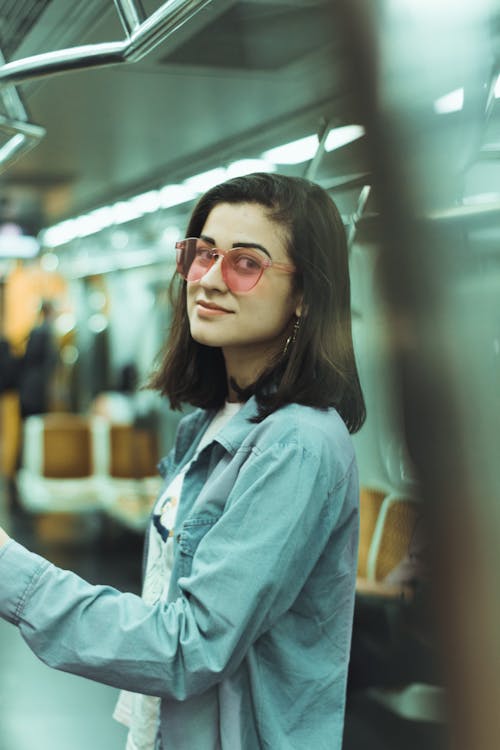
[149,172,365,433]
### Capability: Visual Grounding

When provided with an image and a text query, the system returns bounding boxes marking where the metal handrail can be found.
[0,49,46,171]
[0,0,215,88]
[0,0,214,171]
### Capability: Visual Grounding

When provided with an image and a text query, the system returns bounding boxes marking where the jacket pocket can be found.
[177,515,220,578]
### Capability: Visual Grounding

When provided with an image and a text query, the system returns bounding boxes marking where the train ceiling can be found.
[0,0,369,237]
[0,0,498,260]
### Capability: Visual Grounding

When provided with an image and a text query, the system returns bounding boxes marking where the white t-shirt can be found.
[114,401,242,750]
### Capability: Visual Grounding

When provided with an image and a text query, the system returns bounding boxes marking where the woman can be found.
[0,172,365,750]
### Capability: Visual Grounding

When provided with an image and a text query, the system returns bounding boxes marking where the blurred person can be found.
[0,173,365,750]
[0,334,21,393]
[18,299,58,418]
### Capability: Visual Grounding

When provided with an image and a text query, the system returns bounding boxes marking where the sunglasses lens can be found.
[176,240,213,282]
[224,249,264,292]
[176,241,266,292]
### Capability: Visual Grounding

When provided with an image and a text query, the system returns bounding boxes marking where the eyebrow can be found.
[200,234,272,259]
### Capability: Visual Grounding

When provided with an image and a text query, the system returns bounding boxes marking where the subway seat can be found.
[17,414,105,514]
[357,484,388,580]
[355,479,445,724]
[96,422,161,532]
[16,414,161,530]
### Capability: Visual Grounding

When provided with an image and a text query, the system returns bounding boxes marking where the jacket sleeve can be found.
[0,440,357,701]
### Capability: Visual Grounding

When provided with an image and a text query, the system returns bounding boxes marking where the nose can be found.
[198,254,228,292]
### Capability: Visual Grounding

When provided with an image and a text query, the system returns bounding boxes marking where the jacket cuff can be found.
[0,540,50,625]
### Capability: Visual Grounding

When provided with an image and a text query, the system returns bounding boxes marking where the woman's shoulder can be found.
[250,403,355,471]
[263,401,349,436]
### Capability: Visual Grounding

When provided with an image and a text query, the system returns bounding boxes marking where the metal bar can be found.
[0,49,29,121]
[124,0,215,62]
[0,115,45,139]
[304,118,330,181]
[0,0,214,88]
[0,42,126,87]
[0,132,42,170]
[113,0,147,36]
[0,46,45,171]
[320,172,372,193]
[347,184,371,249]
[1,86,29,122]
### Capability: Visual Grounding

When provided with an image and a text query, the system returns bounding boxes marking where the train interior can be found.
[1,1,499,748]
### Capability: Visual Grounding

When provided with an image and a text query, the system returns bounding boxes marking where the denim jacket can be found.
[0,397,359,750]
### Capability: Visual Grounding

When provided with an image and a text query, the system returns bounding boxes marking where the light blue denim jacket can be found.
[0,397,359,749]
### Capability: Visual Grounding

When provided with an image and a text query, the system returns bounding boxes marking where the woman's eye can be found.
[195,246,214,265]
[233,253,262,273]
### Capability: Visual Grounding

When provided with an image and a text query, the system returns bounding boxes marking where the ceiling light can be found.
[262,135,318,165]
[55,312,76,336]
[226,159,276,178]
[75,207,114,237]
[0,232,39,258]
[325,125,365,151]
[495,74,500,99]
[129,190,161,214]
[184,168,227,193]
[161,225,182,247]
[88,313,108,334]
[433,88,464,114]
[41,220,78,247]
[40,252,59,271]
[159,184,198,208]
[111,200,143,225]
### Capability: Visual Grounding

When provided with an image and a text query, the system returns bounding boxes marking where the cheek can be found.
[243,286,295,330]
[186,286,196,319]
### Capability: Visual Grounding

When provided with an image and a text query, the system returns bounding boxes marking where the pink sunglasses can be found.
[175,237,295,293]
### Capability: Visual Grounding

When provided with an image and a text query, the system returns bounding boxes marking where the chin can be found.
[190,324,221,348]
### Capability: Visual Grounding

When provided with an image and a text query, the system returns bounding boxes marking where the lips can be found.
[196,300,233,313]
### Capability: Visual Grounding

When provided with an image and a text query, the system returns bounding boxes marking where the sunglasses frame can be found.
[175,237,295,293]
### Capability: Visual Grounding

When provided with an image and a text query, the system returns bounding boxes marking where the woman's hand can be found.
[0,527,10,548]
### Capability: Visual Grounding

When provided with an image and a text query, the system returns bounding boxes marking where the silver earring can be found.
[283,316,301,355]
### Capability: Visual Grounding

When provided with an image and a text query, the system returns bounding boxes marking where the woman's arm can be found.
[0,439,357,701]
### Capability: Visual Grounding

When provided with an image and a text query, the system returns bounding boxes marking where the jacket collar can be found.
[214,396,259,455]
[158,396,259,477]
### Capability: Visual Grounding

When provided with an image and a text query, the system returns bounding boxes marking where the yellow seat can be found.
[97,422,161,532]
[0,391,21,478]
[16,413,103,513]
[367,494,421,582]
[357,485,387,578]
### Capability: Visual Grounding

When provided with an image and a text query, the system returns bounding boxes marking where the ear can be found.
[295,295,304,318]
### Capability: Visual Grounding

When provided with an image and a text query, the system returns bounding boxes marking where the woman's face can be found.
[186,202,301,378]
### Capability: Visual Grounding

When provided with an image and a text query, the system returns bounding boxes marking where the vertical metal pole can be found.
[338,1,500,748]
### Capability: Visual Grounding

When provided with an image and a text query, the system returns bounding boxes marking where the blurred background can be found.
[0,1,499,748]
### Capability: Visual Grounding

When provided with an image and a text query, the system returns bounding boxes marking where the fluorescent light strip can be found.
[262,126,365,165]
[434,88,464,114]
[263,135,319,165]
[184,167,226,193]
[434,75,500,114]
[325,124,365,151]
[40,125,367,248]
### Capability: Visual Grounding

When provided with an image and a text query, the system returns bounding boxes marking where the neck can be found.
[223,343,278,401]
